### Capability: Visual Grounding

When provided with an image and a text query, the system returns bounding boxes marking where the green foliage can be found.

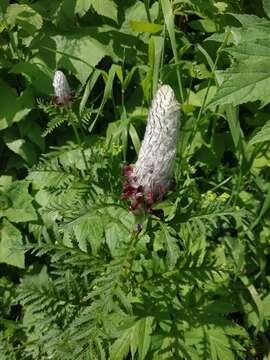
[1,0,270,359]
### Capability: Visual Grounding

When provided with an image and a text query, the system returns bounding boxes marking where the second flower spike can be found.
[53,70,74,106]
[122,85,180,212]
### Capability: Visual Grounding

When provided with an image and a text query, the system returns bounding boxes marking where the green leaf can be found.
[11,59,52,94]
[158,224,180,270]
[2,181,37,223]
[249,119,270,145]
[75,0,92,16]
[135,317,154,360]
[5,4,43,34]
[105,222,129,257]
[91,0,118,22]
[48,30,114,84]
[3,130,37,166]
[263,0,270,18]
[210,61,270,107]
[110,327,132,360]
[70,213,104,254]
[0,219,24,268]
[0,82,34,130]
[130,20,163,33]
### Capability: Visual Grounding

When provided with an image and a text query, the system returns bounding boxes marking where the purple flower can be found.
[121,85,180,212]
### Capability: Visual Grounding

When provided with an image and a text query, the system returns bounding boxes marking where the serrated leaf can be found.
[71,214,104,254]
[159,224,180,270]
[226,39,270,62]
[210,61,270,107]
[6,4,43,34]
[109,327,132,360]
[0,219,24,268]
[50,30,112,84]
[136,317,154,359]
[249,120,270,145]
[2,181,37,223]
[91,0,117,22]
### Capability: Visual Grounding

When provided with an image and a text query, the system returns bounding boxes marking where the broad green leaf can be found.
[91,0,118,22]
[0,219,24,268]
[105,222,129,257]
[18,119,45,151]
[109,327,132,360]
[6,4,43,34]
[51,32,106,84]
[263,0,270,18]
[226,39,270,62]
[135,317,154,359]
[11,59,52,94]
[249,120,270,145]
[71,214,104,254]
[3,130,37,165]
[0,82,34,130]
[130,21,163,33]
[75,0,92,16]
[1,181,37,223]
[210,61,270,107]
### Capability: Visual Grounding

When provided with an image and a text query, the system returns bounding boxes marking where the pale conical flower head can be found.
[121,85,180,212]
[53,70,74,106]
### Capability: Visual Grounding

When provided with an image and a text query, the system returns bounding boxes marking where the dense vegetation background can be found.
[1,0,270,359]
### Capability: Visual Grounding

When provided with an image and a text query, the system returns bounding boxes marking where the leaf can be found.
[128,123,140,155]
[0,219,24,268]
[50,31,106,84]
[11,59,52,95]
[75,0,92,16]
[134,317,154,360]
[130,21,163,33]
[0,82,34,130]
[105,222,129,257]
[109,327,132,360]
[91,0,118,22]
[18,118,45,151]
[158,224,180,270]
[89,64,118,133]
[210,61,270,107]
[71,214,104,254]
[5,4,43,34]
[2,181,37,223]
[249,119,270,145]
[3,130,37,166]
[263,0,270,18]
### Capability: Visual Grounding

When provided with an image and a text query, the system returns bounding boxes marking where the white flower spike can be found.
[121,85,180,212]
[53,70,74,106]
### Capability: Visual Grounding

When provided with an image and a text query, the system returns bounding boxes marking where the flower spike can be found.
[52,70,74,106]
[121,85,180,212]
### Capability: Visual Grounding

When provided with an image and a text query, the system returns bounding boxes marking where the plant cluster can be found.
[0,0,270,359]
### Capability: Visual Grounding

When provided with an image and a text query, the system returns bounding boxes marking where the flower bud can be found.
[122,85,180,212]
[52,70,74,106]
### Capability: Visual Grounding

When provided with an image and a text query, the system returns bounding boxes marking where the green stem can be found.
[67,108,90,172]
[185,31,231,160]
[144,0,152,23]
